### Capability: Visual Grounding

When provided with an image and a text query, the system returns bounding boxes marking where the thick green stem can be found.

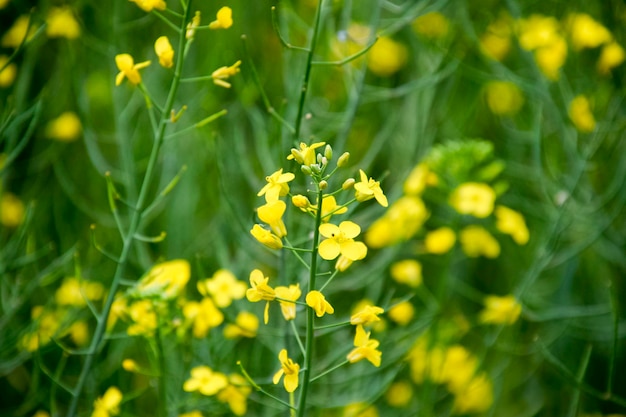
[65,3,193,416]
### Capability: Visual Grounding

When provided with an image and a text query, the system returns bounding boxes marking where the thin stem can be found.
[607,277,619,395]
[318,269,338,292]
[237,361,297,410]
[310,360,349,382]
[290,320,306,357]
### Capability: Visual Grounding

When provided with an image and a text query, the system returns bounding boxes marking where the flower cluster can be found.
[183,366,251,415]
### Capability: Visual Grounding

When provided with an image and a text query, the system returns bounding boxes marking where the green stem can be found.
[310,360,349,382]
[65,3,193,416]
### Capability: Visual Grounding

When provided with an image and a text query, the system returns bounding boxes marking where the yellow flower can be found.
[212,60,241,88]
[335,255,353,272]
[183,366,229,396]
[46,7,80,39]
[183,298,224,338]
[273,349,300,393]
[412,12,450,39]
[459,226,500,258]
[517,14,561,51]
[568,95,596,133]
[320,195,348,222]
[179,411,203,417]
[257,168,295,203]
[484,81,524,116]
[598,42,625,74]
[390,260,422,287]
[424,227,456,254]
[385,380,413,407]
[135,259,190,300]
[1,192,25,227]
[440,345,478,392]
[115,54,151,86]
[223,311,259,339]
[342,403,379,417]
[68,320,89,346]
[403,163,436,195]
[287,141,326,166]
[292,194,311,209]
[250,224,283,249]
[217,374,251,416]
[566,13,612,50]
[495,205,529,245]
[122,359,139,372]
[126,300,157,336]
[387,301,414,326]
[350,305,384,326]
[451,372,493,414]
[32,411,50,417]
[318,221,368,261]
[45,112,82,142]
[55,277,104,306]
[347,325,382,367]
[245,269,275,324]
[129,0,166,13]
[367,36,407,77]
[534,36,567,80]
[305,290,334,317]
[186,11,201,39]
[480,13,513,61]
[274,284,301,320]
[154,36,174,68]
[0,55,17,88]
[209,6,233,30]
[479,294,521,325]
[449,182,496,218]
[92,387,122,417]
[198,269,246,308]
[365,196,429,248]
[354,169,388,207]
[257,200,287,237]
[2,16,36,48]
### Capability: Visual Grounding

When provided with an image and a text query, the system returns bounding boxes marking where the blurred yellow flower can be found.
[459,226,500,258]
[183,298,224,338]
[0,0,9,9]
[186,11,201,39]
[179,411,203,417]
[122,359,139,372]
[385,380,413,407]
[387,301,414,326]
[209,6,233,30]
[480,13,513,61]
[452,372,494,414]
[484,81,524,116]
[68,321,89,346]
[495,205,529,245]
[127,300,157,336]
[367,36,407,77]
[257,168,295,202]
[136,259,190,300]
[45,112,82,142]
[129,0,166,13]
[2,16,36,48]
[55,277,104,306]
[92,387,122,417]
[403,163,436,195]
[318,221,368,261]
[517,15,567,80]
[566,13,611,50]
[597,42,625,74]
[449,182,496,218]
[154,36,174,68]
[217,374,251,416]
[412,12,450,39]
[46,7,80,39]
[273,349,300,392]
[183,366,228,396]
[568,95,596,133]
[212,60,241,88]
[250,224,283,249]
[354,169,388,207]
[365,196,429,248]
[198,269,246,308]
[306,290,334,317]
[479,294,521,325]
[347,324,382,367]
[350,305,384,326]
[21,308,62,351]
[343,403,379,417]
[288,141,326,165]
[1,192,25,227]
[32,411,50,417]
[246,269,275,324]
[274,284,301,321]
[534,36,567,80]
[0,55,17,88]
[390,260,422,287]
[257,200,287,238]
[115,54,151,86]
[424,227,456,254]
[223,311,259,339]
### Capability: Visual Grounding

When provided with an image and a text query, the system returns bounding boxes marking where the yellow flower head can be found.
[412,12,450,39]
[46,7,80,39]
[274,284,301,321]
[197,269,246,308]
[126,300,158,336]
[597,42,625,74]
[154,36,174,68]
[318,221,368,261]
[449,182,496,218]
[566,13,612,50]
[257,199,287,238]
[479,294,521,325]
[365,196,429,248]
[479,13,513,61]
[320,195,348,222]
[246,269,275,324]
[223,311,259,339]
[122,359,139,372]
[305,290,335,317]
[273,349,300,393]
[367,36,407,77]
[135,259,190,300]
[209,6,233,30]
[568,95,596,133]
[212,60,241,88]
[387,301,415,326]
[250,224,283,249]
[217,374,251,416]
[0,55,17,88]
[452,372,494,414]
[459,226,500,258]
[183,366,229,396]
[115,54,151,86]
[92,386,122,417]
[350,305,384,326]
[385,380,413,408]
[186,11,201,39]
[347,325,382,367]
[495,205,529,245]
[424,227,456,254]
[390,259,422,287]
[55,277,104,306]
[354,169,388,207]
[292,194,311,209]
[517,14,561,51]
[287,141,326,166]
[484,81,524,116]
[534,36,567,80]
[335,255,353,272]
[1,192,25,227]
[45,112,82,142]
[129,0,166,13]
[2,15,36,48]
[183,298,224,338]
[257,168,295,203]
[403,163,436,195]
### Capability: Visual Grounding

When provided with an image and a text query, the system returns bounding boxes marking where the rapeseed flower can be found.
[320,195,348,221]
[186,11,201,39]
[517,15,567,80]
[318,221,368,261]
[217,374,251,416]
[365,196,429,248]
[212,60,241,88]
[347,325,382,367]
[122,359,139,372]
[92,387,122,417]
[198,269,246,308]
[288,141,326,166]
[257,168,295,202]
[354,169,388,206]
[1,192,25,227]
[0,56,17,88]
[154,36,174,68]
[246,269,275,324]
[390,260,422,287]
[183,366,229,396]
[126,300,157,336]
[479,294,522,325]
[449,182,496,218]
[68,321,89,346]
[183,298,224,338]
[306,290,335,317]
[566,13,611,50]
[274,284,301,320]
[451,372,493,414]
[209,7,233,30]
[495,205,529,245]
[387,301,414,326]
[335,255,353,272]
[534,36,567,80]
[385,380,413,407]
[257,200,287,237]
[223,311,259,339]
[273,349,300,392]
[46,7,80,39]
[568,95,596,133]
[350,305,384,326]
[424,227,456,254]
[129,0,166,13]
[21,307,62,351]
[598,42,625,74]
[250,224,283,249]
[115,54,151,86]
[459,226,500,258]
[412,12,450,39]
[2,16,36,48]
[55,277,104,306]
[403,163,437,195]
[292,194,311,209]
[45,112,82,142]
[480,12,513,61]
[343,403,379,417]
[135,259,190,300]
[484,81,524,116]
[367,36,407,77]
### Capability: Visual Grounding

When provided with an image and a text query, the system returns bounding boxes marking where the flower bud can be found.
[301,165,312,175]
[310,164,321,174]
[317,153,323,164]
[342,178,355,190]
[291,149,305,164]
[319,180,328,190]
[292,194,311,209]
[335,255,353,272]
[324,144,333,161]
[337,152,350,167]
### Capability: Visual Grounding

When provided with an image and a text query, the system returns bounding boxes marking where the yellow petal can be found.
[318,239,341,260]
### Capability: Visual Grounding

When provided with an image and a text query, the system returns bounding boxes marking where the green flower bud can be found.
[342,178,355,190]
[337,152,350,167]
